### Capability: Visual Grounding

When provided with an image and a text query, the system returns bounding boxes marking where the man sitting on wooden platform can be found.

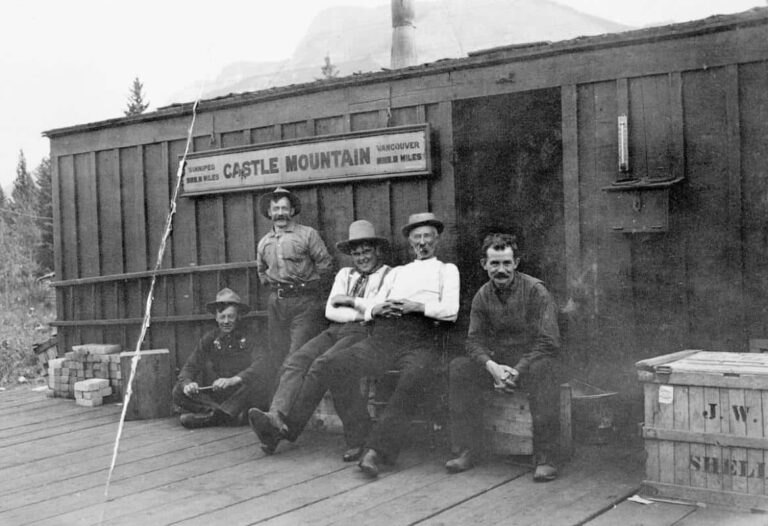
[172,288,271,429]
[446,233,562,482]
[248,220,391,461]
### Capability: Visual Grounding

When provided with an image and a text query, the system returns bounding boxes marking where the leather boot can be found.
[445,449,474,473]
[358,448,380,478]
[533,452,558,482]
[248,408,286,454]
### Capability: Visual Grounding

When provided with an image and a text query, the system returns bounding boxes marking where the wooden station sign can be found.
[182,124,431,196]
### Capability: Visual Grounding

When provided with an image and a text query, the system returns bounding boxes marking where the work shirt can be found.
[256,220,333,286]
[364,257,460,322]
[466,271,560,375]
[325,265,392,323]
[178,326,259,387]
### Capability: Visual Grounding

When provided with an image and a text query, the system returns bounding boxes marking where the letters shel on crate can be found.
[637,350,768,510]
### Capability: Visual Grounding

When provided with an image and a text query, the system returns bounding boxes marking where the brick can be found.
[74,378,110,392]
[76,397,103,407]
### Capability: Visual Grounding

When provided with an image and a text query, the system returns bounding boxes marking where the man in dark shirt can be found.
[172,288,269,429]
[446,233,561,481]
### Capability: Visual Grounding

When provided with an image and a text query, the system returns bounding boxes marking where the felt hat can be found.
[259,187,301,218]
[335,220,389,255]
[205,287,251,314]
[401,212,444,237]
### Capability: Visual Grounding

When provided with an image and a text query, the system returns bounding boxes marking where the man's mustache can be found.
[273,214,290,221]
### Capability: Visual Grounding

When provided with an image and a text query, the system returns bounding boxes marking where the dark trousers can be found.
[270,322,371,447]
[288,316,441,462]
[172,379,271,419]
[449,354,561,459]
[266,292,327,387]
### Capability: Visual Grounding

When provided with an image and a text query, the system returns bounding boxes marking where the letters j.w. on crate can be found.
[637,350,768,510]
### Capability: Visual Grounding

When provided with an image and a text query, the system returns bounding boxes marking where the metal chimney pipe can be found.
[391,0,416,69]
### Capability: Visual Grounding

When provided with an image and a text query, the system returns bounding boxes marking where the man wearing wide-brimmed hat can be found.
[249,220,391,461]
[172,288,271,428]
[256,187,333,388]
[254,212,460,477]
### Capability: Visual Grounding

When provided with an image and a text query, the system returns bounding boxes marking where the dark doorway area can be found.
[453,89,565,308]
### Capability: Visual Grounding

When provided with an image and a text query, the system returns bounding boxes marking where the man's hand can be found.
[390,298,425,315]
[485,360,519,389]
[212,376,242,391]
[183,382,199,396]
[372,300,402,318]
[331,295,355,308]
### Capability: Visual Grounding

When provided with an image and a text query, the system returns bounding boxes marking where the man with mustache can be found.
[254,212,459,477]
[256,187,333,391]
[446,233,561,482]
[249,220,391,461]
[172,288,269,428]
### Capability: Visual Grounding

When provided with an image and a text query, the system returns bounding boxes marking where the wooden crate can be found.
[482,390,533,456]
[637,350,768,510]
[120,349,172,420]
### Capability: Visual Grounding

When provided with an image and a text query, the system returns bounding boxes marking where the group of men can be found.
[172,187,562,482]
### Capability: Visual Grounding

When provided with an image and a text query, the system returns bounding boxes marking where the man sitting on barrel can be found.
[172,288,270,429]
[446,233,561,481]
[248,219,391,461]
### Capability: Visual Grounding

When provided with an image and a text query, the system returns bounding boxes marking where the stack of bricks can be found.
[49,344,122,401]
[74,378,112,407]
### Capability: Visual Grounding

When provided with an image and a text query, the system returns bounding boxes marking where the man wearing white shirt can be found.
[249,220,391,461]
[315,212,459,477]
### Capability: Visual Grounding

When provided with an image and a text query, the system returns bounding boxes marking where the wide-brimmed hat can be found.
[401,212,444,237]
[206,287,251,314]
[336,220,389,254]
[259,187,301,218]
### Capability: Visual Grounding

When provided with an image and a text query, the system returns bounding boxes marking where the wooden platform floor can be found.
[1,386,767,526]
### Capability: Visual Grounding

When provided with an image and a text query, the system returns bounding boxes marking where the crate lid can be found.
[636,350,768,388]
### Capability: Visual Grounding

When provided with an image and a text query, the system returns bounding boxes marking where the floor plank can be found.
[2,387,763,525]
[584,499,697,526]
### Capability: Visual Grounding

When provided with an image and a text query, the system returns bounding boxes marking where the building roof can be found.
[44,7,768,139]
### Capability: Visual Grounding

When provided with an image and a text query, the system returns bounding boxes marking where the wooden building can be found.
[45,9,768,415]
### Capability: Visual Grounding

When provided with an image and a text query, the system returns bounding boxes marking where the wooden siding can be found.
[49,16,768,407]
[51,100,455,369]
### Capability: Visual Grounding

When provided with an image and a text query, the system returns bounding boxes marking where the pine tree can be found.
[12,150,36,207]
[34,157,53,274]
[124,77,150,116]
[320,54,339,79]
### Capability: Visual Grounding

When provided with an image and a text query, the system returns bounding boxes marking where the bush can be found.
[0,282,56,387]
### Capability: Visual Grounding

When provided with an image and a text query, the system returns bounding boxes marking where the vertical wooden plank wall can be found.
[52,95,451,370]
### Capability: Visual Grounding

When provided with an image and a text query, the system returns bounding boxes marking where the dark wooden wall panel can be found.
[58,156,78,282]
[96,149,123,345]
[315,116,345,136]
[318,185,354,269]
[576,83,601,366]
[170,139,197,316]
[740,61,768,341]
[426,102,458,265]
[144,143,171,270]
[121,146,147,273]
[220,130,255,304]
[682,66,743,351]
[74,153,99,278]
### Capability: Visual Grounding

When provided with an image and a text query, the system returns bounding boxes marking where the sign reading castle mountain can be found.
[182,124,431,196]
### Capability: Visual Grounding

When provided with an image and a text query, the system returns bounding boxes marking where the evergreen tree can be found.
[124,77,150,116]
[34,157,53,274]
[11,150,36,208]
[7,150,40,278]
[320,54,339,79]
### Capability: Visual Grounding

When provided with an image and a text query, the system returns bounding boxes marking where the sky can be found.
[0,0,763,194]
